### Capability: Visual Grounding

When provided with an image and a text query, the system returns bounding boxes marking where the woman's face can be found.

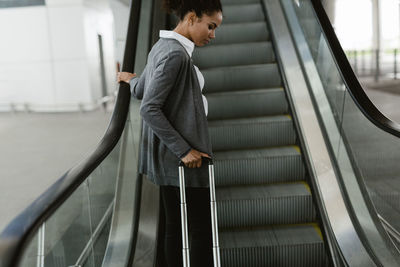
[188,11,223,46]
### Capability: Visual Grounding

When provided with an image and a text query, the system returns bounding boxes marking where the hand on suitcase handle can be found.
[180,149,212,168]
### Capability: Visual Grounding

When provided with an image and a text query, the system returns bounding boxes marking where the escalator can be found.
[193,0,328,265]
[2,0,400,266]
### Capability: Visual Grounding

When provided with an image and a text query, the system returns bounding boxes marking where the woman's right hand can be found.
[117,72,137,83]
[181,149,211,168]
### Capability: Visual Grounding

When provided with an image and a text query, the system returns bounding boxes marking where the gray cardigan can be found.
[130,37,213,187]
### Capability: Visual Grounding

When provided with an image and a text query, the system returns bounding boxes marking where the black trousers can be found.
[160,185,213,267]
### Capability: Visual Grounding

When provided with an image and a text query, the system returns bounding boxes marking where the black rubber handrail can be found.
[310,0,400,138]
[0,1,141,266]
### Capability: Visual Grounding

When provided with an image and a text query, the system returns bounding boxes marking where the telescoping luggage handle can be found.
[178,157,221,267]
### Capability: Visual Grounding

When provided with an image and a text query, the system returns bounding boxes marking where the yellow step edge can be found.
[300,181,312,194]
[311,222,324,241]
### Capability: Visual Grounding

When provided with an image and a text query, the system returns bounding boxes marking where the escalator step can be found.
[221,0,260,5]
[219,224,327,267]
[207,88,288,120]
[223,4,265,24]
[211,21,270,45]
[203,64,282,93]
[217,182,316,227]
[209,115,296,150]
[193,42,274,69]
[214,146,305,186]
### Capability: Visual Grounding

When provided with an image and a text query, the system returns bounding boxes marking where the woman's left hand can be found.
[117,72,137,83]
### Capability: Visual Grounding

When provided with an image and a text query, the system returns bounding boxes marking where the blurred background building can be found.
[1,0,399,112]
[0,0,130,112]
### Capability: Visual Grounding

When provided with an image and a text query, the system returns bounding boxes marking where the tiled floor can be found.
[360,77,400,124]
[0,109,112,231]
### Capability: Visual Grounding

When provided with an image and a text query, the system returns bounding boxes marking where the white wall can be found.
[109,0,130,65]
[335,0,373,50]
[0,0,117,112]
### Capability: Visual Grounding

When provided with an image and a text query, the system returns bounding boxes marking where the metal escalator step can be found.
[221,0,260,5]
[207,88,288,120]
[214,146,305,186]
[209,115,296,150]
[223,4,265,24]
[211,22,269,45]
[219,224,328,267]
[203,64,282,93]
[217,182,316,227]
[193,42,274,69]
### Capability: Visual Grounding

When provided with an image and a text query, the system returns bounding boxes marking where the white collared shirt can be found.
[159,30,208,116]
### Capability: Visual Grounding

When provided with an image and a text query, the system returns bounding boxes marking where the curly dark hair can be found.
[163,0,223,20]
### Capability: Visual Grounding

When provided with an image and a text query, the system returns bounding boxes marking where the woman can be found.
[117,0,223,266]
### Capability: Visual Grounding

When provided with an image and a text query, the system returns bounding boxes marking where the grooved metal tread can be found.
[213,146,305,186]
[223,4,265,24]
[220,224,328,267]
[206,87,284,97]
[208,114,292,127]
[203,64,282,93]
[193,41,274,69]
[216,182,316,227]
[206,88,288,120]
[215,146,301,161]
[203,62,278,72]
[210,21,270,45]
[217,182,311,201]
[220,224,323,248]
[219,225,327,267]
[208,115,296,150]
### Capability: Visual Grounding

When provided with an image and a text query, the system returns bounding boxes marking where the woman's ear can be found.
[187,11,196,26]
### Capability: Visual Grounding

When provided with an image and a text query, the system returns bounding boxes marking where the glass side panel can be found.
[87,142,119,231]
[340,91,400,230]
[93,219,112,266]
[18,231,39,266]
[43,183,93,266]
[17,138,121,267]
[280,0,400,261]
[289,0,400,231]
